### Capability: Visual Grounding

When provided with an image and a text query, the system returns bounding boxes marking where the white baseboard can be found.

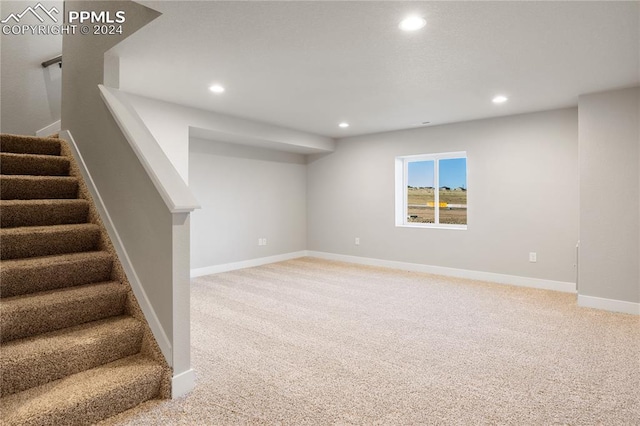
[307,251,577,293]
[60,130,173,365]
[578,295,640,315]
[172,368,195,399]
[191,251,308,277]
[36,120,61,137]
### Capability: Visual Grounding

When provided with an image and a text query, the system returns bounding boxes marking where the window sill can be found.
[396,224,467,230]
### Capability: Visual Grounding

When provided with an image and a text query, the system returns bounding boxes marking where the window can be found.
[395,151,467,229]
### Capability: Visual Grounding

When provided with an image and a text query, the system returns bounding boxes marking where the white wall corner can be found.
[36,120,61,137]
[191,251,309,277]
[60,129,174,365]
[306,251,577,294]
[577,294,640,315]
[171,368,195,399]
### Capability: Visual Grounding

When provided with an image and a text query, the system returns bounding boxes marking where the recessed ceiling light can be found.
[339,122,350,128]
[399,16,426,31]
[492,95,508,104]
[209,84,225,94]
[421,121,431,125]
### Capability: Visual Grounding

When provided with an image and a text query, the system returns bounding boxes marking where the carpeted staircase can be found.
[0,134,170,425]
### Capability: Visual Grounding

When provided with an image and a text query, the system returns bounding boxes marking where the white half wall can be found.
[189,138,308,270]
[307,108,580,284]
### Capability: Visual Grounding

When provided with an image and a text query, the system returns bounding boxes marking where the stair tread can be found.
[0,222,98,235]
[1,315,140,356]
[0,199,90,228]
[0,354,163,426]
[0,152,70,176]
[0,198,88,206]
[1,281,124,309]
[0,250,112,270]
[0,174,76,181]
[1,282,127,342]
[0,134,61,156]
[1,316,143,396]
[0,251,114,297]
[0,223,101,260]
[0,175,78,200]
[0,152,67,161]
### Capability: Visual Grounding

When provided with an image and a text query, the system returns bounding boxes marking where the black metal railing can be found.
[41,55,62,68]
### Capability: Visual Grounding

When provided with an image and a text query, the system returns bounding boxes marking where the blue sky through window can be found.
[439,158,467,188]
[407,161,434,187]
[407,158,466,188]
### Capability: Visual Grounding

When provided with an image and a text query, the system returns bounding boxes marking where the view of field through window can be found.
[407,157,467,225]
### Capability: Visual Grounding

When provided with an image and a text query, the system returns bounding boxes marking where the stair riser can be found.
[0,228,100,260]
[0,288,127,342]
[0,153,70,176]
[0,135,60,156]
[0,202,89,228]
[0,177,78,200]
[0,255,113,298]
[1,321,143,396]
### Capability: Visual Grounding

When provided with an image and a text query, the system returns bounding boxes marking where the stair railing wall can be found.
[60,0,196,398]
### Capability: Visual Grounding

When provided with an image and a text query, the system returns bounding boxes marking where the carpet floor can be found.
[100,257,640,425]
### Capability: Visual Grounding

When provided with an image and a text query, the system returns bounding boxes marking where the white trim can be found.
[36,120,61,137]
[191,251,308,277]
[397,223,467,230]
[578,294,640,315]
[98,85,200,213]
[60,130,173,365]
[307,251,576,293]
[171,368,195,399]
[171,368,196,399]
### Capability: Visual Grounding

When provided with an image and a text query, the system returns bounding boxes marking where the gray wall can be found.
[189,138,307,268]
[578,87,639,303]
[0,1,62,135]
[307,108,579,283]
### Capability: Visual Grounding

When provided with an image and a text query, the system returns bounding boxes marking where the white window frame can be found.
[395,151,467,230]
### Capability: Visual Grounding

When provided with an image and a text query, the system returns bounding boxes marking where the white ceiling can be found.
[113,1,639,138]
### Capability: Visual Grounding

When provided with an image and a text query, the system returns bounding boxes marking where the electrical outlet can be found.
[529,252,537,263]
[355,237,360,245]
[263,238,267,246]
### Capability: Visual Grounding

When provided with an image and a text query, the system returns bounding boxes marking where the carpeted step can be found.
[0,134,60,156]
[0,282,127,342]
[0,199,89,228]
[1,316,144,396]
[0,152,70,176]
[0,251,113,298]
[0,223,100,260]
[0,354,162,426]
[0,175,78,199]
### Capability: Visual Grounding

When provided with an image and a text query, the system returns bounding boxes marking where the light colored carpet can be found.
[101,257,640,425]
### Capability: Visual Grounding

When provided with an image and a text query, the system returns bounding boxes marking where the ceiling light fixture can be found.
[338,122,350,128]
[399,16,426,31]
[492,95,508,104]
[209,84,225,94]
